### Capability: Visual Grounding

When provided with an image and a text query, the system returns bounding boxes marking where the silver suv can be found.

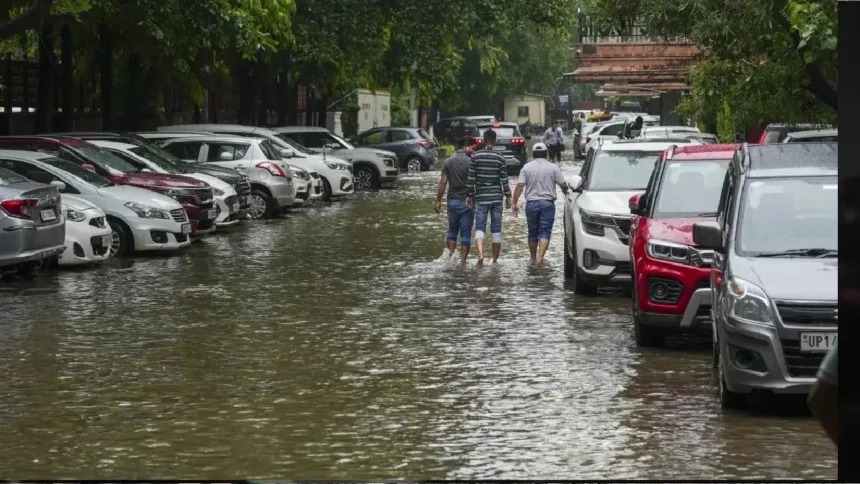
[159,136,295,219]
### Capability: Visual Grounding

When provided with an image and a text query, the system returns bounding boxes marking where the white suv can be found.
[563,139,701,294]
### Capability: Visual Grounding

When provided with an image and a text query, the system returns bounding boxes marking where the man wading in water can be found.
[467,128,511,267]
[435,136,476,263]
[511,142,569,263]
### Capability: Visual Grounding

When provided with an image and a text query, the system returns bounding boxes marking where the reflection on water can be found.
[0,159,836,479]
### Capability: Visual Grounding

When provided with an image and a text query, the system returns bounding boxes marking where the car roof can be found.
[600,139,699,151]
[270,126,327,133]
[476,122,518,128]
[669,144,740,161]
[88,140,138,150]
[163,135,254,144]
[784,129,838,139]
[0,135,91,146]
[0,149,57,161]
[765,122,832,130]
[138,130,216,136]
[159,124,276,135]
[745,143,837,177]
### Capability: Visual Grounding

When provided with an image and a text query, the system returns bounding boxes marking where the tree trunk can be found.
[58,23,72,131]
[34,21,54,133]
[121,52,142,130]
[98,22,113,130]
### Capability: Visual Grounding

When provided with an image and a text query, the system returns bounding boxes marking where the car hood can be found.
[646,217,715,246]
[96,184,184,210]
[61,193,101,212]
[180,163,242,182]
[580,190,642,216]
[183,173,231,192]
[111,172,208,188]
[338,147,397,162]
[732,256,838,302]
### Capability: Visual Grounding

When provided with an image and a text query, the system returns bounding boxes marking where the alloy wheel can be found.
[109,230,122,257]
[249,194,267,219]
[406,158,422,174]
[355,168,374,190]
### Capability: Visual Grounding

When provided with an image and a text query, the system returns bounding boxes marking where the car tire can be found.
[633,278,665,347]
[718,353,746,410]
[321,178,333,202]
[354,166,379,190]
[250,188,275,219]
[107,217,133,257]
[563,235,575,279]
[405,157,424,174]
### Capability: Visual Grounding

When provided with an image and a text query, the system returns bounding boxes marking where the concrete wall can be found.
[357,89,391,133]
[504,95,545,125]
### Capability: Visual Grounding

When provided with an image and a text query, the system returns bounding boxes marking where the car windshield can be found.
[653,159,731,218]
[273,135,315,155]
[72,145,138,174]
[477,126,519,138]
[587,151,661,191]
[0,166,30,184]
[328,132,354,149]
[737,176,837,256]
[129,146,180,172]
[40,156,114,187]
[471,117,495,124]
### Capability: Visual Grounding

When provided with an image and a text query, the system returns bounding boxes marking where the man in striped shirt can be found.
[466,128,511,267]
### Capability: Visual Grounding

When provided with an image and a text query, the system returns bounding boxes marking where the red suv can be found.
[627,144,739,347]
[0,137,217,235]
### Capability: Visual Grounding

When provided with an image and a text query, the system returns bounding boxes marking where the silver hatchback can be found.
[0,166,66,275]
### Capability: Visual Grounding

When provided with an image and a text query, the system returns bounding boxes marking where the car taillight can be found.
[256,161,287,178]
[512,138,525,145]
[416,140,432,149]
[474,137,484,146]
[0,198,39,219]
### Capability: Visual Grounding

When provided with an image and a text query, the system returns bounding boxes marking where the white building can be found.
[503,94,546,125]
[356,89,391,133]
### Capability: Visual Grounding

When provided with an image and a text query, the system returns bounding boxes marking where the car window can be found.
[417,129,433,140]
[129,145,181,171]
[72,145,138,175]
[762,130,784,144]
[259,140,283,160]
[109,149,150,171]
[358,131,383,145]
[653,159,731,218]
[164,141,203,160]
[40,156,114,187]
[477,126,519,138]
[586,150,662,191]
[387,130,413,142]
[0,165,31,184]
[292,132,325,149]
[715,165,733,229]
[737,176,837,255]
[206,143,250,162]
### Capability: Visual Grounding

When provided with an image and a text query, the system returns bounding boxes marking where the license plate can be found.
[40,209,56,222]
[181,223,192,234]
[231,203,240,213]
[101,234,111,247]
[207,208,217,219]
[494,146,506,151]
[799,332,838,352]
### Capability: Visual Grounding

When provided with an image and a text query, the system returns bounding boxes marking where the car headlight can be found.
[646,239,714,267]
[124,201,169,219]
[375,153,388,158]
[725,277,774,325]
[578,208,616,236]
[63,207,86,222]
[213,188,224,197]
[382,158,394,167]
[325,162,347,170]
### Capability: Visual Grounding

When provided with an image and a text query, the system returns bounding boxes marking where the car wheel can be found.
[321,179,333,202]
[563,234,574,279]
[718,353,746,410]
[108,218,133,257]
[354,166,379,190]
[249,188,274,219]
[405,157,423,174]
[633,276,665,347]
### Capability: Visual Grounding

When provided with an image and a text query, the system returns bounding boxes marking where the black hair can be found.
[483,129,497,143]
[459,136,473,148]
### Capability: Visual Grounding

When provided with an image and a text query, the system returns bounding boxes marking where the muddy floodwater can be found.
[0,159,837,479]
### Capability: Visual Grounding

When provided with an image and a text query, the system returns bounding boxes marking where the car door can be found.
[711,164,736,312]
[202,141,253,172]
[380,129,415,159]
[354,129,383,148]
[566,149,594,245]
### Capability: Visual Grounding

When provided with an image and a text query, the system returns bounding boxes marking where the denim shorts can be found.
[526,200,555,243]
[474,202,503,242]
[446,198,475,246]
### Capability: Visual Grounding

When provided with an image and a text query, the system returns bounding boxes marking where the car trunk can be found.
[14,185,63,227]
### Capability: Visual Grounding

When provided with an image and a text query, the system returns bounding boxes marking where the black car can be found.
[433,115,496,144]
[474,122,528,173]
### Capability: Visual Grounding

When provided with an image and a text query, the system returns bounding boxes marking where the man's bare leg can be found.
[536,239,551,264]
[447,240,457,257]
[492,243,501,263]
[528,242,538,261]
[476,238,485,267]
[460,245,471,264]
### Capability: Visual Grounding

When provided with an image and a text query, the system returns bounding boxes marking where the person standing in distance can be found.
[542,121,564,163]
[434,136,476,263]
[511,142,569,264]
[467,128,511,267]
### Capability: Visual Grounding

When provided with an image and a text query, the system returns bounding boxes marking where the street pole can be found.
[409,89,418,127]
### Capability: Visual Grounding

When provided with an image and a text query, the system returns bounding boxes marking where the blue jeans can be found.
[474,202,503,243]
[526,200,555,243]
[447,198,475,246]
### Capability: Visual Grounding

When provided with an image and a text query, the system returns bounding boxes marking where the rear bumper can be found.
[0,221,66,268]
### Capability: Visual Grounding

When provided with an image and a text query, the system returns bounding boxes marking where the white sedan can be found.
[58,194,112,266]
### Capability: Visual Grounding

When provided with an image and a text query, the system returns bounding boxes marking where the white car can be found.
[58,194,113,266]
[88,140,242,229]
[0,150,192,257]
[562,139,702,294]
[157,124,354,201]
[584,118,660,154]
[638,126,702,140]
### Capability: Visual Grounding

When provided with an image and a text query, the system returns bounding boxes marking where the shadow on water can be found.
[0,157,836,479]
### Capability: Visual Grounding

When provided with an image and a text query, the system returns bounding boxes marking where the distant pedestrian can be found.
[467,128,512,267]
[511,142,569,263]
[542,121,564,162]
[435,136,477,263]
[808,341,838,447]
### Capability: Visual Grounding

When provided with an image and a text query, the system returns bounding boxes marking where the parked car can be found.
[89,140,244,229]
[136,131,218,142]
[351,127,438,172]
[272,126,399,190]
[692,142,837,409]
[0,165,65,276]
[0,150,192,257]
[473,122,528,173]
[627,144,739,347]
[434,116,496,144]
[757,123,834,144]
[157,135,297,218]
[157,124,352,201]
[584,118,660,153]
[58,194,113,266]
[577,121,603,158]
[782,129,838,143]
[0,136,217,237]
[563,138,702,294]
[638,126,701,140]
[57,132,253,216]
[287,164,314,206]
[693,133,719,144]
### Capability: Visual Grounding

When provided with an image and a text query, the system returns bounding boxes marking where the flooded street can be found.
[0,159,836,480]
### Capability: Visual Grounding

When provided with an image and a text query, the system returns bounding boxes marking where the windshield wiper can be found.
[755,248,838,258]
[696,212,717,217]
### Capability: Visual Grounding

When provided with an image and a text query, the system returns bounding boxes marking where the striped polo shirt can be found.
[467,148,511,204]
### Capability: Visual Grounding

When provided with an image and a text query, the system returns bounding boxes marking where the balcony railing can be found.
[576,16,690,44]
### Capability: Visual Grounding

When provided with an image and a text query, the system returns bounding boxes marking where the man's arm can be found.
[499,155,511,199]
[555,166,569,196]
[542,129,550,143]
[466,156,477,203]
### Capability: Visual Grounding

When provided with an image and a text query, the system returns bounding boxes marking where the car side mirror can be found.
[50,180,66,192]
[219,152,234,161]
[629,194,644,215]
[141,168,152,173]
[692,221,724,251]
[279,148,294,158]
[82,164,96,172]
[569,175,583,192]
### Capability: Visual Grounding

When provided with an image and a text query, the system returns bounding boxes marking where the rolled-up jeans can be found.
[526,200,555,243]
[446,198,475,246]
[474,201,503,243]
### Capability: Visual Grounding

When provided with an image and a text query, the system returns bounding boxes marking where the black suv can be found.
[474,122,528,173]
[433,116,496,144]
[692,143,837,409]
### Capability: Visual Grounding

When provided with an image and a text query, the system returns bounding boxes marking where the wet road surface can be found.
[0,158,837,479]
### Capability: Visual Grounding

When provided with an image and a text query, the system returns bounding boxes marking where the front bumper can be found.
[185,202,217,235]
[128,217,193,252]
[214,195,243,228]
[574,226,632,287]
[0,220,66,268]
[58,214,112,266]
[639,288,712,332]
[635,259,712,332]
[292,180,310,206]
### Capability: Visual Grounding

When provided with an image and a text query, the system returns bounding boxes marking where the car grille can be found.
[89,216,106,229]
[170,209,188,223]
[614,261,631,276]
[225,195,238,211]
[175,233,188,243]
[776,303,838,327]
[236,177,251,198]
[89,235,110,256]
[781,339,826,378]
[613,216,632,235]
[310,172,320,179]
[195,188,214,202]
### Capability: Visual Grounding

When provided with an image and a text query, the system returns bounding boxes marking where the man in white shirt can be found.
[542,121,564,162]
[511,142,569,263]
